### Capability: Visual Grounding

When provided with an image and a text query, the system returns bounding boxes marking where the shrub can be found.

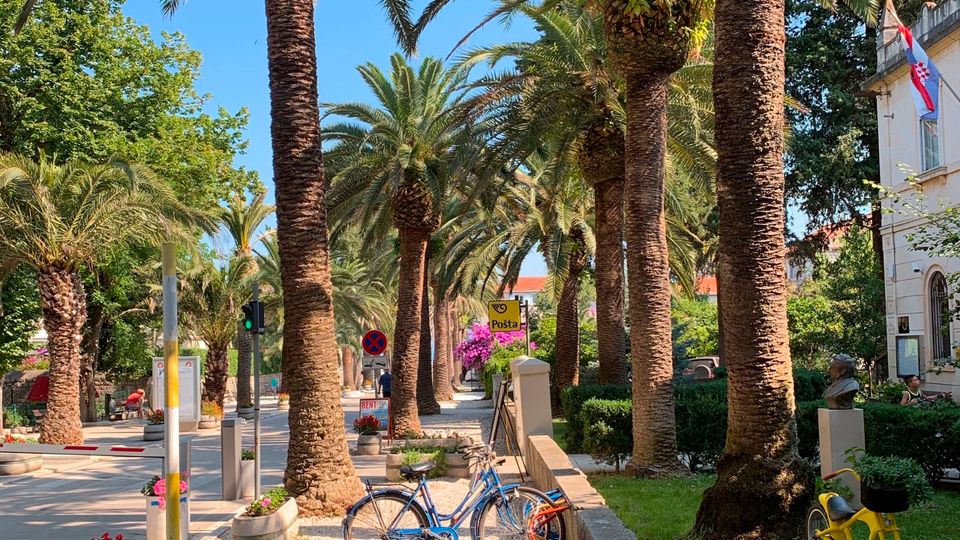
[200,401,223,419]
[246,486,288,517]
[675,383,728,470]
[560,384,630,453]
[876,381,908,404]
[862,401,960,481]
[850,452,933,505]
[242,449,256,461]
[399,446,447,478]
[483,345,523,398]
[3,405,28,428]
[581,398,631,471]
[795,400,826,460]
[353,415,381,435]
[146,408,164,425]
[793,368,829,402]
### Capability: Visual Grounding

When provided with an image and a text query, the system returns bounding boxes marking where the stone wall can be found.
[525,435,635,540]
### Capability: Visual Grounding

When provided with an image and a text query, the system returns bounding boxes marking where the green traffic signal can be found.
[241,304,255,332]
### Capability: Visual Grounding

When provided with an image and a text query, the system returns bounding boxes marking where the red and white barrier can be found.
[0,442,164,458]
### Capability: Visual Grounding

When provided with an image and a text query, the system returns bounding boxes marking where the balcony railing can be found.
[877,0,960,73]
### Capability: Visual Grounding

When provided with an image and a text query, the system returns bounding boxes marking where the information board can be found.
[359,398,390,431]
[488,300,522,332]
[152,356,202,423]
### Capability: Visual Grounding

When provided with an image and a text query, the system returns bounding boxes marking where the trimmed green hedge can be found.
[581,398,632,470]
[560,384,630,453]
[863,401,960,481]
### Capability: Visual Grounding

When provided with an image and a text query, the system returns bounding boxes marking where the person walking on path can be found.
[124,389,145,419]
[378,370,392,398]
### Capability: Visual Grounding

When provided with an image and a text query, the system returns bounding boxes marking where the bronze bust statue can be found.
[824,353,859,410]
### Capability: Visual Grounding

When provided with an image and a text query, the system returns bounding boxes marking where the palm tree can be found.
[417,247,441,414]
[692,0,811,536]
[324,54,470,435]
[221,193,273,410]
[0,153,202,444]
[180,254,250,408]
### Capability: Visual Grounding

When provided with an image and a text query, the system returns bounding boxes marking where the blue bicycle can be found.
[342,443,563,539]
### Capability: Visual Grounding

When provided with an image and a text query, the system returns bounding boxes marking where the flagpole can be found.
[940,76,960,106]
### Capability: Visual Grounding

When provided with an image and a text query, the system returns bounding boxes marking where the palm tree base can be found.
[288,476,365,517]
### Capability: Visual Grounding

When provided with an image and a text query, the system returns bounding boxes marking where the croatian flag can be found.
[898,24,941,121]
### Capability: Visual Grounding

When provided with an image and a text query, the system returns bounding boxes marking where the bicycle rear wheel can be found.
[473,486,563,540]
[343,491,429,540]
[805,503,835,540]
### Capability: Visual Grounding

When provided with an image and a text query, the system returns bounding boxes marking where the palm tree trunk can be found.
[342,347,357,391]
[593,178,628,384]
[37,267,85,444]
[554,248,585,415]
[266,0,362,515]
[623,75,681,474]
[80,301,105,422]
[433,282,454,401]
[694,0,814,536]
[236,327,252,408]
[391,227,429,436]
[449,306,462,387]
[202,345,229,409]
[416,256,441,415]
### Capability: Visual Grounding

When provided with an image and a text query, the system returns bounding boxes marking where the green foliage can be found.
[581,398,632,471]
[483,344,523,398]
[530,315,599,370]
[787,284,842,369]
[589,473,715,540]
[241,449,256,461]
[793,368,830,403]
[246,487,288,517]
[400,446,447,478]
[672,296,719,360]
[850,453,933,505]
[674,381,728,470]
[795,400,826,460]
[3,405,29,428]
[0,265,41,373]
[560,384,631,453]
[862,401,960,482]
[876,381,909,404]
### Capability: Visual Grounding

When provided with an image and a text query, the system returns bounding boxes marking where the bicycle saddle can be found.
[400,460,436,480]
[827,496,857,522]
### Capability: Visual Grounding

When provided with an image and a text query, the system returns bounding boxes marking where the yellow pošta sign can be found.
[488,300,522,332]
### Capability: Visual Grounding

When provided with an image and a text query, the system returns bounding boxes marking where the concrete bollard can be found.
[510,356,553,457]
[222,418,242,501]
[818,408,865,507]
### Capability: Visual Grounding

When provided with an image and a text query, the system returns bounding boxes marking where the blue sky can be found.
[122,0,549,274]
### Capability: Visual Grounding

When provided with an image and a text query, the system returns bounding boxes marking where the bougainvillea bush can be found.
[453,323,534,371]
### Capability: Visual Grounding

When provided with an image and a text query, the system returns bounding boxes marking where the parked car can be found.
[681,356,720,380]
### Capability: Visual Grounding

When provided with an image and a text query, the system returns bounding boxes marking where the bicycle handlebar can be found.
[823,468,861,482]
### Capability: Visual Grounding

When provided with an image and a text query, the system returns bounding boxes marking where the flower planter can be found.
[444,452,476,479]
[241,459,255,498]
[143,423,164,441]
[144,494,190,540]
[231,497,299,540]
[862,484,910,513]
[237,406,255,420]
[198,415,220,430]
[277,400,289,411]
[0,453,42,475]
[356,434,381,456]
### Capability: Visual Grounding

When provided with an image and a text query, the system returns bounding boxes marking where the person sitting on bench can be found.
[125,389,146,418]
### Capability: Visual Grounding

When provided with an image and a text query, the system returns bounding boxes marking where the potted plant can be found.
[277,393,289,411]
[353,415,382,455]
[143,409,164,441]
[241,449,256,498]
[850,453,932,513]
[142,475,189,540]
[199,401,223,429]
[237,402,255,420]
[341,385,351,397]
[231,486,299,540]
[0,433,42,475]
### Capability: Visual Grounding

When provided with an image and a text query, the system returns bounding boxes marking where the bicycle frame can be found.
[813,469,902,540]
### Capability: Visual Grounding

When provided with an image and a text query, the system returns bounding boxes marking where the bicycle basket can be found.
[861,484,909,513]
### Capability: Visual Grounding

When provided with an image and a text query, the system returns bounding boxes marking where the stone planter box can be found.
[241,459,255,498]
[391,436,472,450]
[143,423,164,441]
[356,434,381,456]
[10,426,30,435]
[198,415,221,430]
[237,406,255,420]
[0,453,42,475]
[145,494,190,540]
[385,452,474,481]
[232,497,299,540]
[277,400,289,411]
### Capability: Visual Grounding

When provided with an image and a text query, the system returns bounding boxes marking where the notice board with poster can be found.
[152,356,202,423]
[359,398,390,431]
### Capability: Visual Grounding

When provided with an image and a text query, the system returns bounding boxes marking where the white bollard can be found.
[510,356,553,456]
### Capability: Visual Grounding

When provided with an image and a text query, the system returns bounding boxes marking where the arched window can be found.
[929,272,952,361]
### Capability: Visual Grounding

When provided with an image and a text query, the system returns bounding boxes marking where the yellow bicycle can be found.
[805,468,906,539]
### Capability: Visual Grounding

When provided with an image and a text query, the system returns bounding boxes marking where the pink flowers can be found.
[453,323,531,370]
[93,534,123,540]
[142,475,189,509]
[260,497,272,508]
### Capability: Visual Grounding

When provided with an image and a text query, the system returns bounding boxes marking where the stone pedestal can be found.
[510,356,553,457]
[818,408,865,507]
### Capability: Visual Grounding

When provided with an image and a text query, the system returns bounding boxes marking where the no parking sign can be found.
[362,330,388,356]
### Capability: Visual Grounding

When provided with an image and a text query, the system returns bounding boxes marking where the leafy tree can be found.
[787,284,842,370]
[0,265,41,373]
[672,297,719,360]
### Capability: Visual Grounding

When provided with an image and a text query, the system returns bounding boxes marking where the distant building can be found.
[502,276,547,307]
[785,223,851,288]
[695,275,718,304]
[865,1,960,397]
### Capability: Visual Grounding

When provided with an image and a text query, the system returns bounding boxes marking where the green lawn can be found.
[590,474,960,540]
[552,418,568,452]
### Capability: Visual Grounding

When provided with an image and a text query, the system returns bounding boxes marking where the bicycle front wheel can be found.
[343,491,429,540]
[473,486,563,540]
[805,503,836,540]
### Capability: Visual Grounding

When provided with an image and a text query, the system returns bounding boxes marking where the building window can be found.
[929,271,952,361]
[921,118,941,171]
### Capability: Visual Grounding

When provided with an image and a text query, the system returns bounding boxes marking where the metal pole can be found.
[161,243,181,540]
[515,295,530,356]
[252,283,262,498]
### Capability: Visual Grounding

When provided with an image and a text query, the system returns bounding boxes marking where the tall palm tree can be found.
[693,0,812,536]
[221,192,274,410]
[180,254,250,408]
[417,246,441,414]
[324,54,470,435]
[0,153,203,444]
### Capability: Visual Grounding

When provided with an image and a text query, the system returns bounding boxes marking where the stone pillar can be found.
[510,356,553,457]
[818,408,865,507]
[221,418,242,501]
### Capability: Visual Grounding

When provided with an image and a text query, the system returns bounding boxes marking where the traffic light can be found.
[241,301,266,334]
